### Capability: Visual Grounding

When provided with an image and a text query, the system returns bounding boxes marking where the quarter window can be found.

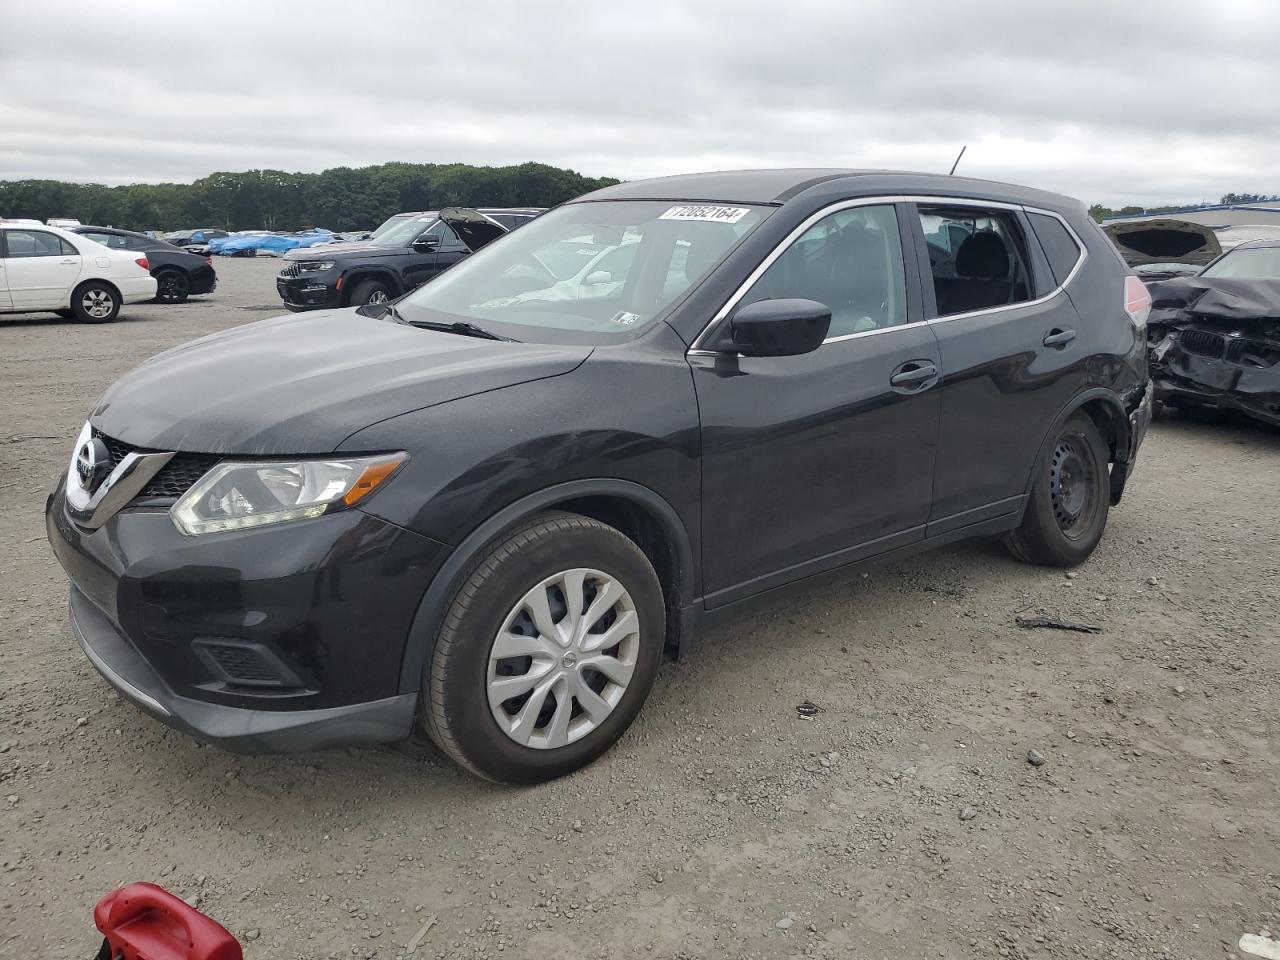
[918,206,1032,316]
[738,204,907,337]
[3,229,75,258]
[1028,212,1083,287]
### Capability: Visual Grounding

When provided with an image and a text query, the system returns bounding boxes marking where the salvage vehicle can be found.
[1104,218,1221,283]
[1146,238,1280,427]
[0,223,155,322]
[70,226,217,305]
[164,229,229,249]
[275,207,542,310]
[46,170,1152,783]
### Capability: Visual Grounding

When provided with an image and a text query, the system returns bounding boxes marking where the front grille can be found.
[1225,338,1280,368]
[278,262,299,278]
[93,430,221,501]
[1179,329,1225,359]
[193,639,295,688]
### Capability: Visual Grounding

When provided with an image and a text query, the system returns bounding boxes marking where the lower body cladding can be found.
[46,485,448,753]
[276,274,340,312]
[1150,325,1280,428]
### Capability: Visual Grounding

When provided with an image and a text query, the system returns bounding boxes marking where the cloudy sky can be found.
[2,1,1277,207]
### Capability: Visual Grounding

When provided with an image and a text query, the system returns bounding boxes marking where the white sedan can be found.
[0,223,157,322]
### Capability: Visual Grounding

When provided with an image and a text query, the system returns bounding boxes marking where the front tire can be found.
[1004,413,1110,567]
[422,512,664,784]
[70,281,120,323]
[154,269,191,304]
[349,279,392,307]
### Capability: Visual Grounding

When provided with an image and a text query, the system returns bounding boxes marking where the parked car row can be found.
[0,222,157,322]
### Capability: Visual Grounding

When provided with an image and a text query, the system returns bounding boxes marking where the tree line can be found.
[1089,193,1280,222]
[0,162,621,232]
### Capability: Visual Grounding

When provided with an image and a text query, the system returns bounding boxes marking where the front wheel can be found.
[70,281,120,323]
[421,512,664,784]
[349,279,392,307]
[1004,413,1110,567]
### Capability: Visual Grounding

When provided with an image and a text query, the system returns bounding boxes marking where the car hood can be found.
[283,241,400,260]
[1103,218,1222,267]
[89,310,591,454]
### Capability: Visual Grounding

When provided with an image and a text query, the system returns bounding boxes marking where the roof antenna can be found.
[948,145,967,176]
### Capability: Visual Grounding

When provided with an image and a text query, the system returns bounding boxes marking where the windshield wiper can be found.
[405,317,518,341]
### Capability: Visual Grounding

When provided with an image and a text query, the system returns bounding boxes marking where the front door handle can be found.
[1043,328,1076,348]
[890,360,939,392]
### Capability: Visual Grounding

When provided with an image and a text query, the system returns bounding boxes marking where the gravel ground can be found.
[2,257,1278,959]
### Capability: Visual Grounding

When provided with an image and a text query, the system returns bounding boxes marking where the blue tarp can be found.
[209,229,334,256]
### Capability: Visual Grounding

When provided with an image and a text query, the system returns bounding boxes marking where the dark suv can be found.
[275,207,543,311]
[46,170,1152,783]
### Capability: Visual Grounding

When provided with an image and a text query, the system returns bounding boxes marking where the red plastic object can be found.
[94,883,243,960]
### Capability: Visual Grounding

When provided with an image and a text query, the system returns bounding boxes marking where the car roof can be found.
[575,168,1080,210]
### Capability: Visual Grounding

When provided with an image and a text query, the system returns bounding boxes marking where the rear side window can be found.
[1028,212,1083,287]
[917,206,1032,316]
[83,231,128,249]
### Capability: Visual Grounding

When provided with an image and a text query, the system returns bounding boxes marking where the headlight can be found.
[297,260,335,272]
[171,453,407,536]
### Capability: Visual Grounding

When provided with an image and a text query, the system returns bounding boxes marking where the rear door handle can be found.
[1043,328,1076,348]
[890,360,939,392]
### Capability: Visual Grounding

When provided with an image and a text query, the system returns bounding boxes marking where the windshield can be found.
[397,200,767,342]
[1201,246,1280,280]
[371,214,435,247]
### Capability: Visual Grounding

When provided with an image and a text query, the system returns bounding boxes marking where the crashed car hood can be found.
[1104,218,1222,267]
[1148,277,1280,325]
[89,310,590,455]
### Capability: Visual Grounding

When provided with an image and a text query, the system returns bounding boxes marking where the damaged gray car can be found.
[1145,239,1280,427]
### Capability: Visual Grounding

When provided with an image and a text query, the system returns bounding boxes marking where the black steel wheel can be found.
[1004,413,1110,567]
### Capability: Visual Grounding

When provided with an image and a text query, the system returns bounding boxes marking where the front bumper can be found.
[70,588,417,753]
[46,480,448,753]
[276,272,341,312]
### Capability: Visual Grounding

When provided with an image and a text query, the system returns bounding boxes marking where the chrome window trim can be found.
[687,194,1087,354]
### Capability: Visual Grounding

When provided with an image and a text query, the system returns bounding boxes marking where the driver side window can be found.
[738,205,907,338]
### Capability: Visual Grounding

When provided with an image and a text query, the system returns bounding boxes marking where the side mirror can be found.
[583,270,613,285]
[719,298,831,357]
[411,235,440,252]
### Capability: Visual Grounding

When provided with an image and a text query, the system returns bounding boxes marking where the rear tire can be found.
[421,512,664,784]
[154,269,190,304]
[1004,413,1110,567]
[70,281,120,323]
[349,279,392,307]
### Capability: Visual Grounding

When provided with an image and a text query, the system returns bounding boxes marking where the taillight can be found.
[1123,275,1151,331]
[135,257,149,271]
[205,256,213,267]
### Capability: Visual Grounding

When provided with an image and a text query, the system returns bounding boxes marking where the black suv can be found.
[47,170,1152,783]
[276,207,543,311]
[70,226,218,304]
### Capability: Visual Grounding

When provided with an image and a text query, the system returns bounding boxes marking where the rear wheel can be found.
[421,512,664,784]
[349,279,392,307]
[70,281,120,323]
[1004,413,1110,567]
[154,269,190,304]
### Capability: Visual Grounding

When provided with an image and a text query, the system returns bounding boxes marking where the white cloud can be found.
[1,0,1277,206]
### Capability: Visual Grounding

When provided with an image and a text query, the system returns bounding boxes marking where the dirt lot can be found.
[1,257,1278,959]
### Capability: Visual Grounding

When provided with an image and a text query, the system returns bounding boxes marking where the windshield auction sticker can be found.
[658,205,751,224]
